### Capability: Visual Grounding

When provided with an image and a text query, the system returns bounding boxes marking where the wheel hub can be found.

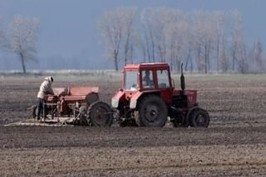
[145,105,159,122]
[92,107,107,125]
[196,114,205,125]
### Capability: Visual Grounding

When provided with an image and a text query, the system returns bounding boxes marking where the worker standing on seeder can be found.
[36,76,54,120]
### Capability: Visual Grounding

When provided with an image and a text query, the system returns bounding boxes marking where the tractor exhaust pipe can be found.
[180,63,185,92]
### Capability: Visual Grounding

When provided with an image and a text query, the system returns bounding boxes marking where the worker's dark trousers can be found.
[37,98,44,120]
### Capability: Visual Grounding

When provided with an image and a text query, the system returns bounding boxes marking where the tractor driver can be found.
[142,70,154,87]
[36,76,54,120]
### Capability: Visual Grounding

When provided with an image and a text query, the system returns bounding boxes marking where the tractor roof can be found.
[124,63,169,70]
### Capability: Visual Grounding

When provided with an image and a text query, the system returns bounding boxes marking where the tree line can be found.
[99,7,265,73]
[0,8,264,74]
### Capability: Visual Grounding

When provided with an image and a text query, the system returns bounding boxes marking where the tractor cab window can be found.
[142,70,155,88]
[157,70,170,88]
[125,71,138,91]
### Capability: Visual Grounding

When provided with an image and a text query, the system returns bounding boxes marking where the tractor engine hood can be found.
[173,89,198,107]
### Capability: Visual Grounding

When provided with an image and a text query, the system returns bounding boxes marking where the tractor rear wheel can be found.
[87,101,113,127]
[189,107,210,127]
[137,95,168,127]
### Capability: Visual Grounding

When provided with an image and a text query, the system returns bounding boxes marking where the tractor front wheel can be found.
[189,107,210,127]
[137,95,168,127]
[87,101,113,127]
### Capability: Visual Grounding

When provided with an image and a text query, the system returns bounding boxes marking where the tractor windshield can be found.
[125,71,138,91]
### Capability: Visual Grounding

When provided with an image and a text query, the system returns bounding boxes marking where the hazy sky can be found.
[0,0,265,71]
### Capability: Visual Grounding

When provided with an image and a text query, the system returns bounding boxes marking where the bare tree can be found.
[140,8,157,62]
[220,38,229,72]
[213,11,225,72]
[121,7,137,65]
[99,7,137,71]
[164,12,188,72]
[192,11,216,73]
[141,8,174,63]
[230,10,248,73]
[99,10,122,71]
[8,15,39,73]
[250,39,264,72]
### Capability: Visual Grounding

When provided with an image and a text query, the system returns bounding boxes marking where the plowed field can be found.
[1,73,266,176]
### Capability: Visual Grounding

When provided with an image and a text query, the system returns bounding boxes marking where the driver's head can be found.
[145,70,150,76]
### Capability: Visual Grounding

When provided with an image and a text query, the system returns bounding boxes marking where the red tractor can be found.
[112,62,210,127]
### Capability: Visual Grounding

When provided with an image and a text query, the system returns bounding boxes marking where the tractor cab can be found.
[123,63,172,92]
[112,63,174,113]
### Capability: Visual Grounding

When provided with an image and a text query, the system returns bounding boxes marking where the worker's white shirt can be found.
[37,80,54,99]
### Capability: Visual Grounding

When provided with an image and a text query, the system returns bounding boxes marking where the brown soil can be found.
[1,74,266,176]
